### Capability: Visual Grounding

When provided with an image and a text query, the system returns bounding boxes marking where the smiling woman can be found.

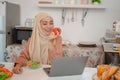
[13,12,63,74]
[40,16,54,35]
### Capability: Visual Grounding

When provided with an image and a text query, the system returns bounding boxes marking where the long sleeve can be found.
[54,36,63,57]
[48,36,63,64]
[15,39,31,67]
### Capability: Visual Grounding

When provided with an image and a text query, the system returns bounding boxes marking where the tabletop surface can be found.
[0,62,97,80]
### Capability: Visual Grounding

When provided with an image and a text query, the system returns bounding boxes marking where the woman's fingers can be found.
[16,68,22,74]
[56,31,60,36]
[13,65,22,74]
[49,32,57,40]
[18,68,23,74]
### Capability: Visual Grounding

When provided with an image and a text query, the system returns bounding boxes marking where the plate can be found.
[92,73,101,80]
[77,42,96,47]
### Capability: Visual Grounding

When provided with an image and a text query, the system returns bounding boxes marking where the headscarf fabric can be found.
[29,12,52,64]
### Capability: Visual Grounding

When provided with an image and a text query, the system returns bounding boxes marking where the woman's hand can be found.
[49,31,59,40]
[13,64,23,74]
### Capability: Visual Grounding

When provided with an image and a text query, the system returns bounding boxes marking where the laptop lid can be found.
[49,56,88,77]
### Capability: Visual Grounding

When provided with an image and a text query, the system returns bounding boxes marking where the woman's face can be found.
[40,16,54,36]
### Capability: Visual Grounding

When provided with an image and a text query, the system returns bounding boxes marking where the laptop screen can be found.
[44,56,88,77]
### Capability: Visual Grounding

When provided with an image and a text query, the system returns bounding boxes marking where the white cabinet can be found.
[38,4,105,9]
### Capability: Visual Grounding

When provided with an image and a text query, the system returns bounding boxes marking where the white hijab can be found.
[29,12,51,64]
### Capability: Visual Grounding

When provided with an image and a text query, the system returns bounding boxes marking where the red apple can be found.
[52,27,61,35]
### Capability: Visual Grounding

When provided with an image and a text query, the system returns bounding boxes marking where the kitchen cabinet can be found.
[102,43,120,65]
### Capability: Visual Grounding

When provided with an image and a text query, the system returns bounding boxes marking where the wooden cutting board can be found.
[77,42,97,47]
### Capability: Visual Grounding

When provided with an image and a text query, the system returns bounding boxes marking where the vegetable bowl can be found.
[27,60,41,69]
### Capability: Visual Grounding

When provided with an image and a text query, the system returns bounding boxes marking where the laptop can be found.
[43,56,88,77]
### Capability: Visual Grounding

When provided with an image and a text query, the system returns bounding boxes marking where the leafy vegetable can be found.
[0,71,9,80]
[92,0,101,3]
[27,60,40,69]
[0,67,13,80]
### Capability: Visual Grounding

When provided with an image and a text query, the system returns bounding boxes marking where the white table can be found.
[102,43,118,53]
[0,62,97,80]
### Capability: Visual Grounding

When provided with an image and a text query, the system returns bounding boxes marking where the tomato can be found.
[4,71,13,77]
[0,67,13,77]
[37,61,40,64]
[27,61,32,67]
[52,27,61,35]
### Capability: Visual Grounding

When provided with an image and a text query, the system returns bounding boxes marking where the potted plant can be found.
[92,0,101,4]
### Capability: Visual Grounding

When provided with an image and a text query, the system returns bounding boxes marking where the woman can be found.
[13,12,63,74]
